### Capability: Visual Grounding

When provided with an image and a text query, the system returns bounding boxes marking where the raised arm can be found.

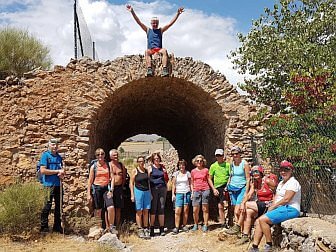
[161,7,184,33]
[126,4,148,32]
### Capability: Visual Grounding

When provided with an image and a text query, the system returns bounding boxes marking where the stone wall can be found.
[277,217,336,252]
[0,55,268,216]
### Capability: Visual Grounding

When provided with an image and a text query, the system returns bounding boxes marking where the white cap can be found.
[215,148,224,156]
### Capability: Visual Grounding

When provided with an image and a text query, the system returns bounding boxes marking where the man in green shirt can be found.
[209,148,231,228]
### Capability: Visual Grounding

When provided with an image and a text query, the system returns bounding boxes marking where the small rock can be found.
[98,233,126,250]
[88,226,103,240]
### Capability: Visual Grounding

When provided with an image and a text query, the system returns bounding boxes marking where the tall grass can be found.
[0,182,48,234]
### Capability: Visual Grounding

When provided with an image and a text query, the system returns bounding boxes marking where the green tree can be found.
[230,0,336,112]
[0,27,52,79]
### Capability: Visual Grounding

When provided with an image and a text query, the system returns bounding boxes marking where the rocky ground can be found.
[0,224,251,252]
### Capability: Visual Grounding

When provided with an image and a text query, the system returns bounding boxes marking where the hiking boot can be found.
[191,224,198,231]
[182,226,189,232]
[263,244,273,252]
[109,225,118,235]
[159,226,166,236]
[248,247,260,252]
[202,225,208,232]
[172,227,179,235]
[137,228,145,239]
[150,226,155,237]
[162,67,169,77]
[225,224,240,235]
[146,68,153,77]
[143,228,151,239]
[236,234,250,245]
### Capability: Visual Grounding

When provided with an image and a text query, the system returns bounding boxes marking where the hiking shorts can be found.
[256,201,268,217]
[215,184,230,204]
[229,186,246,206]
[150,186,167,215]
[103,191,114,208]
[175,192,191,208]
[92,184,108,209]
[134,186,151,211]
[265,205,300,224]
[113,185,124,209]
[192,189,210,206]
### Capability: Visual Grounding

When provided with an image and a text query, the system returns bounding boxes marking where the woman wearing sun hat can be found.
[248,160,301,252]
[236,165,278,245]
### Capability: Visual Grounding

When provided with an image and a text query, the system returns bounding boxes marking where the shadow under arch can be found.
[89,76,228,165]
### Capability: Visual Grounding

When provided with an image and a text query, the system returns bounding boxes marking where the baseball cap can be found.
[280,160,294,170]
[49,138,58,144]
[215,149,224,156]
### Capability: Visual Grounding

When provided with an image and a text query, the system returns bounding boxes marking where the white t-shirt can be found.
[275,176,301,211]
[173,171,191,194]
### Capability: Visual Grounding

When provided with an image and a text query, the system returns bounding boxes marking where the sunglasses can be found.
[252,170,260,174]
[138,160,145,163]
[215,154,224,157]
[196,159,203,163]
[96,153,105,156]
[231,152,239,155]
[279,167,291,172]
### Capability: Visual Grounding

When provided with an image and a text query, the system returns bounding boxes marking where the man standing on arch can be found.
[126,4,184,77]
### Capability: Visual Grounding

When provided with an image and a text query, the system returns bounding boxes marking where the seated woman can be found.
[248,160,301,252]
[171,159,191,234]
[237,165,278,245]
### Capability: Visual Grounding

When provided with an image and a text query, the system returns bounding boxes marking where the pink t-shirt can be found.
[191,168,210,191]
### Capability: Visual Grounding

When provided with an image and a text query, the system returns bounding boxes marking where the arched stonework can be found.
[0,55,265,214]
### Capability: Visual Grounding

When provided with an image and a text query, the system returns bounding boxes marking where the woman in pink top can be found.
[191,154,218,232]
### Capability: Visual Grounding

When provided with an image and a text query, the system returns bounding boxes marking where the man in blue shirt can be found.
[40,138,65,233]
[127,4,184,77]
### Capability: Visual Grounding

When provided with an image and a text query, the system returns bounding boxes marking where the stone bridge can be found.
[0,55,266,215]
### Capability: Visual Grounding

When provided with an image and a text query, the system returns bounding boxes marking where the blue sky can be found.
[107,0,275,32]
[0,0,277,85]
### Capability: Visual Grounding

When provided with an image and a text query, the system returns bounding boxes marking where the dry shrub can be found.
[0,182,48,235]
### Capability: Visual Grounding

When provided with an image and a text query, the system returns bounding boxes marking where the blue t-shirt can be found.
[40,150,63,186]
[147,28,162,49]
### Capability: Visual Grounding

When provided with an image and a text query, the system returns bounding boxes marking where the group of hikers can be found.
[39,138,301,252]
[37,5,303,252]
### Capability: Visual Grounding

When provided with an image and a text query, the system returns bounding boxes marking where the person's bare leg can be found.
[193,206,200,225]
[107,207,115,227]
[218,202,225,224]
[183,205,189,226]
[252,218,264,246]
[202,204,209,226]
[143,209,149,227]
[145,50,152,68]
[259,215,273,243]
[175,207,182,228]
[159,48,168,67]
[135,210,143,228]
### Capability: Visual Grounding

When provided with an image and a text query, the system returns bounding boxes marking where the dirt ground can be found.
[0,225,253,252]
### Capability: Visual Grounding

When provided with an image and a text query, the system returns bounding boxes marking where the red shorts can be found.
[149,48,161,54]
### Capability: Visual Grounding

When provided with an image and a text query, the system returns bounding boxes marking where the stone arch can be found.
[0,55,265,214]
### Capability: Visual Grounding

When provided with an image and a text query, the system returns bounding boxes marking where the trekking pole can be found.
[60,153,65,238]
[60,177,65,238]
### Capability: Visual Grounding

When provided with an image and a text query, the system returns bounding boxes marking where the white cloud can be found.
[0,0,246,85]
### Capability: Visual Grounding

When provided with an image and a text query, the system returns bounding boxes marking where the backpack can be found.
[36,151,62,184]
[88,159,111,182]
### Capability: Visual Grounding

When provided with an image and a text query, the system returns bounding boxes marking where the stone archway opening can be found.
[89,77,227,166]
